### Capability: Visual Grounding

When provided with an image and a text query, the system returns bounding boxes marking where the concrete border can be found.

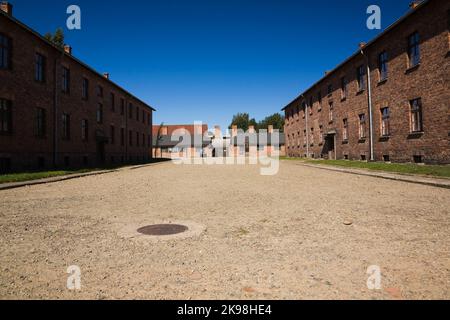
[294,162,450,189]
[0,170,118,191]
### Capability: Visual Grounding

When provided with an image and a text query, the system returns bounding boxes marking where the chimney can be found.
[214,125,221,138]
[409,1,421,10]
[268,125,274,134]
[63,45,72,55]
[0,2,12,16]
[359,42,367,50]
[248,125,255,133]
[325,71,331,76]
[231,125,238,137]
[103,73,110,79]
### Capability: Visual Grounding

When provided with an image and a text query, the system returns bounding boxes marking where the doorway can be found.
[322,134,335,160]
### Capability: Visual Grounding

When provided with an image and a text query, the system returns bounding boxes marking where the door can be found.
[97,141,106,165]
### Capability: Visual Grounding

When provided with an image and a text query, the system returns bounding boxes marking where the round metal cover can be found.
[137,224,188,236]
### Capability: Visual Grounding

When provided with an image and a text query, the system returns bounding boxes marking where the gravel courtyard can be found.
[0,160,449,300]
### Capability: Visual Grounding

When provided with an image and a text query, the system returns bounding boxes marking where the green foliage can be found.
[44,28,65,48]
[229,112,285,132]
[281,158,450,179]
[258,113,285,132]
[229,113,257,133]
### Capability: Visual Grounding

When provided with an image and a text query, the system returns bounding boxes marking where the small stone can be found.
[344,221,353,226]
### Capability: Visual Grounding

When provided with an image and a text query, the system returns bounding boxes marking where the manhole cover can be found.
[137,224,188,236]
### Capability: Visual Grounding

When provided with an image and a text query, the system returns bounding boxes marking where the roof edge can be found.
[0,9,156,112]
[281,0,430,111]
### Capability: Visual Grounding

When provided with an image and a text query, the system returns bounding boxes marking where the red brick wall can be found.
[0,12,154,172]
[284,0,450,164]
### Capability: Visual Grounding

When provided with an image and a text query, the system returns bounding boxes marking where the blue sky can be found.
[12,0,413,130]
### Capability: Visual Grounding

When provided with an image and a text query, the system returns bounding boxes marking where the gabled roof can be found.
[0,9,155,111]
[282,0,430,111]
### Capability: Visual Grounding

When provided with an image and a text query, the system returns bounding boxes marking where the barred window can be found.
[110,92,115,111]
[379,51,388,81]
[36,108,46,137]
[62,67,70,93]
[359,114,366,139]
[410,98,423,132]
[81,119,88,141]
[408,32,420,68]
[0,99,12,134]
[341,77,348,99]
[35,53,46,82]
[62,114,70,139]
[97,103,103,124]
[82,78,89,100]
[381,107,390,137]
[0,33,11,69]
[357,65,366,91]
[343,118,348,141]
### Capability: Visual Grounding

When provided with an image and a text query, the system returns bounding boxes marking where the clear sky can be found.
[11,0,413,130]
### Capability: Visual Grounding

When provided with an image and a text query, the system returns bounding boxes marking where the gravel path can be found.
[0,161,449,300]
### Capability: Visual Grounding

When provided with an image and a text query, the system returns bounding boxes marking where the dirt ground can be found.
[0,160,449,300]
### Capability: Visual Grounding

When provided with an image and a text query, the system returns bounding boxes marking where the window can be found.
[357,65,366,91]
[341,77,348,99]
[410,98,423,132]
[121,128,125,146]
[136,132,140,147]
[62,67,70,93]
[0,33,11,70]
[0,99,12,134]
[110,93,115,111]
[318,92,322,110]
[329,102,334,122]
[359,114,366,139]
[148,135,151,147]
[129,103,133,119]
[381,107,390,137]
[142,133,145,147]
[120,98,125,115]
[110,125,115,144]
[136,107,139,121]
[81,119,88,141]
[310,128,314,145]
[327,84,333,96]
[97,103,103,123]
[343,118,348,141]
[0,158,11,174]
[97,85,103,97]
[36,108,46,137]
[62,113,70,139]
[319,125,324,144]
[408,32,420,68]
[379,51,388,81]
[35,53,46,82]
[82,78,89,100]
[129,130,133,146]
[142,110,145,123]
[148,113,151,125]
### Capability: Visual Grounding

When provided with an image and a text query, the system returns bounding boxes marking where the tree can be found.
[229,113,257,132]
[258,113,285,132]
[229,112,285,133]
[44,28,65,48]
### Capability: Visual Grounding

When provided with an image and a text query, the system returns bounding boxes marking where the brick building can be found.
[0,2,155,173]
[152,124,210,158]
[283,0,449,164]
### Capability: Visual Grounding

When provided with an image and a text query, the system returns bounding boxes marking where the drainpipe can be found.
[53,50,64,168]
[302,94,309,158]
[360,45,375,161]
